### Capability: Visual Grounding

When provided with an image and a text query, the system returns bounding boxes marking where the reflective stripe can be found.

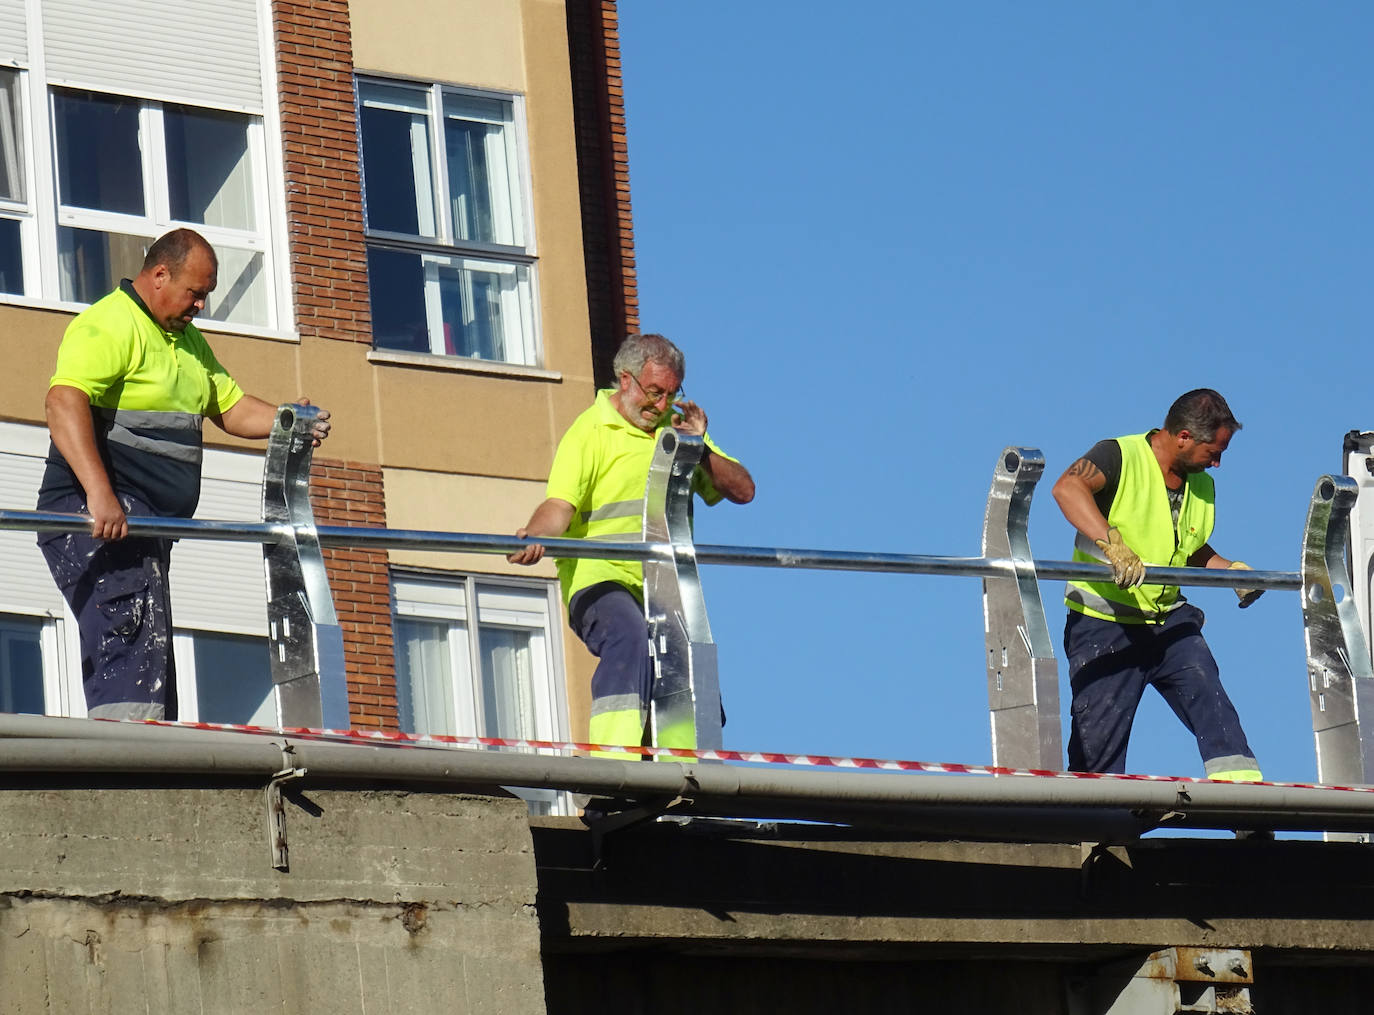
[590,692,646,719]
[1206,754,1262,780]
[97,408,203,464]
[582,498,644,524]
[589,707,647,760]
[1065,584,1178,622]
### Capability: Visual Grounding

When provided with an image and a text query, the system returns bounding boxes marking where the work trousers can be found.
[569,581,653,753]
[1064,603,1257,777]
[38,491,178,721]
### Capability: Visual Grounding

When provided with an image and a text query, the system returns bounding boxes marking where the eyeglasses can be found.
[624,370,683,407]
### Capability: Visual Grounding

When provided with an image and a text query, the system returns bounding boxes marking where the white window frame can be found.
[391,570,568,744]
[358,76,541,366]
[0,2,294,337]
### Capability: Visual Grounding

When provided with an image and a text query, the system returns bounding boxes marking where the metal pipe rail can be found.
[2,715,1374,839]
[0,421,1369,822]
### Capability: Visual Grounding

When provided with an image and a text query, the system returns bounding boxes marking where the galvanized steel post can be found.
[261,404,350,729]
[1301,474,1374,798]
[641,429,722,751]
[981,447,1063,770]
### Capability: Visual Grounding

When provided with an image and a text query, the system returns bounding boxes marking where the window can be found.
[0,66,28,296]
[174,630,274,726]
[392,573,565,743]
[359,80,538,365]
[52,89,270,326]
[0,614,46,714]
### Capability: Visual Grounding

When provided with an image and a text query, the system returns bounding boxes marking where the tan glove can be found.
[1229,560,1263,608]
[1094,527,1145,589]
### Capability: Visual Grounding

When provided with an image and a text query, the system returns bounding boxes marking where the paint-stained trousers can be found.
[38,491,178,721]
[1064,603,1257,777]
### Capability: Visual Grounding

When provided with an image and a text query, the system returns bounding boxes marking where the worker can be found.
[507,332,754,752]
[1051,388,1262,780]
[37,228,331,721]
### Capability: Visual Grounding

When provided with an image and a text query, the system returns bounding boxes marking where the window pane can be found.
[478,626,537,739]
[396,616,458,736]
[192,632,273,726]
[367,246,430,353]
[57,226,150,305]
[203,245,266,327]
[0,218,22,295]
[166,104,256,231]
[437,257,532,362]
[0,616,45,714]
[54,90,144,215]
[360,83,436,237]
[443,94,520,247]
[0,68,24,202]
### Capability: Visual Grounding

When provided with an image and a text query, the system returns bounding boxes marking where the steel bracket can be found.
[265,748,307,872]
[981,447,1062,770]
[1302,475,1374,814]
[262,404,350,730]
[642,430,722,753]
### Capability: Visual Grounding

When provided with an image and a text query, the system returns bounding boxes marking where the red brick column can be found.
[309,461,397,730]
[566,0,640,386]
[272,0,372,343]
[273,2,396,729]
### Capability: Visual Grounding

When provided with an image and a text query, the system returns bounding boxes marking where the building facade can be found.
[0,0,637,764]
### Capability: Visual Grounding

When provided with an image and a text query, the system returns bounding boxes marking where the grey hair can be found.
[611,333,685,382]
[1163,388,1242,442]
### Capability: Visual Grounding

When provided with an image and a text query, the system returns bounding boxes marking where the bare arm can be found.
[211,395,331,445]
[507,498,576,566]
[46,385,126,540]
[1051,457,1111,543]
[671,398,755,504]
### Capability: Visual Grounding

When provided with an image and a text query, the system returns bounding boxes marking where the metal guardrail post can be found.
[1302,475,1374,798]
[261,404,350,729]
[981,447,1063,770]
[641,429,722,752]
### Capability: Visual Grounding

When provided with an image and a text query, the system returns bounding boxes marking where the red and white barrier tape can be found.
[94,716,1374,794]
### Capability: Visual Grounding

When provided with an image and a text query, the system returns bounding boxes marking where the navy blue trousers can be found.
[38,491,178,721]
[569,582,653,740]
[1064,603,1256,776]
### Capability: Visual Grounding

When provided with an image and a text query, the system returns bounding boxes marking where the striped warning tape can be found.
[97,716,1374,794]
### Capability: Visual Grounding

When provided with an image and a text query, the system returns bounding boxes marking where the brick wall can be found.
[566,0,639,387]
[309,461,397,730]
[272,0,372,343]
[275,0,394,729]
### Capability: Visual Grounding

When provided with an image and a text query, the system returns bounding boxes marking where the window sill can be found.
[366,348,562,382]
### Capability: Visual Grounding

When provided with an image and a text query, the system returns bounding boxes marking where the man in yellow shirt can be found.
[508,333,754,750]
[38,228,331,721]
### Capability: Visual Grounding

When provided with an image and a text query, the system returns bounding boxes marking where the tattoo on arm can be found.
[1065,457,1105,487]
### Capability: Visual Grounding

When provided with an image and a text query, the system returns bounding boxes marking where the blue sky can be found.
[617,3,1374,789]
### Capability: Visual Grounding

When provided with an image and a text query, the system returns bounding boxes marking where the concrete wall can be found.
[0,787,546,1013]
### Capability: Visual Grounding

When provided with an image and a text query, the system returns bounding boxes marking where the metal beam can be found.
[981,447,1062,770]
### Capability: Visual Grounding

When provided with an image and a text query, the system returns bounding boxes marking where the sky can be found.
[616,3,1374,794]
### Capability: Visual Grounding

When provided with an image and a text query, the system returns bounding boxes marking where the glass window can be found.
[0,218,23,296]
[57,226,152,305]
[392,574,563,744]
[53,90,144,215]
[0,615,45,714]
[187,631,274,726]
[165,104,256,231]
[49,88,272,327]
[0,68,25,203]
[359,78,538,365]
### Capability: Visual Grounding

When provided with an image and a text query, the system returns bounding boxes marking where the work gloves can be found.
[1229,560,1264,608]
[1094,527,1145,589]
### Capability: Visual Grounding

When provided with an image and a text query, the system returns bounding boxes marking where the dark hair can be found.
[1164,388,1242,442]
[141,228,217,274]
[611,333,685,381]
